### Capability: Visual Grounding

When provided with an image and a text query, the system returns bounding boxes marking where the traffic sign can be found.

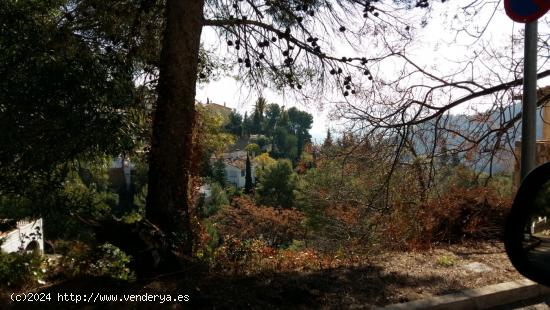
[505,0,550,23]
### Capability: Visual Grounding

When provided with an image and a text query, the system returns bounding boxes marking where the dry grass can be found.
[369,241,522,304]
[3,241,524,309]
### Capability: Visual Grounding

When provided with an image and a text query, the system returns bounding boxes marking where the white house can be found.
[212,151,256,188]
[0,218,44,254]
[225,160,256,188]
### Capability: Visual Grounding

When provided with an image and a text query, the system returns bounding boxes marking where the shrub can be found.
[287,239,306,252]
[0,252,46,288]
[90,243,135,281]
[296,161,379,252]
[380,186,511,250]
[436,255,456,267]
[203,182,229,217]
[210,197,305,246]
[255,159,298,208]
[56,241,134,281]
[56,240,94,277]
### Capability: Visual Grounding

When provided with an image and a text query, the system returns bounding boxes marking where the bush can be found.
[255,159,298,208]
[0,252,46,288]
[436,255,456,267]
[296,160,379,252]
[90,243,135,281]
[210,197,305,246]
[202,182,229,217]
[56,241,134,281]
[380,186,511,250]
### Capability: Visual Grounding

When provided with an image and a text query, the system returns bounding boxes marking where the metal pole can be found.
[521,21,538,181]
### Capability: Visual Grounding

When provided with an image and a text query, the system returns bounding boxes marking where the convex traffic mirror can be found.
[505,162,550,285]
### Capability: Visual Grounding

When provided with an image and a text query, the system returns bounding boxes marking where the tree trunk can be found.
[145,0,205,264]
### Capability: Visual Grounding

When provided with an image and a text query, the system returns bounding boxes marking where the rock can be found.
[464,262,493,273]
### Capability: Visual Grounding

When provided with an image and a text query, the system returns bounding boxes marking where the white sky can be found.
[196,1,550,142]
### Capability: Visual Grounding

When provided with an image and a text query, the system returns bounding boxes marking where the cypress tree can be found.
[245,153,253,194]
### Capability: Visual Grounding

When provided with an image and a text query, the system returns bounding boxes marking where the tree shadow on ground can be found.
[5,263,465,309]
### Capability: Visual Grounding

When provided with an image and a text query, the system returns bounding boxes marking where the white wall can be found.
[225,165,244,188]
[0,219,44,254]
[225,164,256,188]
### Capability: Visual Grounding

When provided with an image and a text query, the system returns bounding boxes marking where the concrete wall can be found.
[0,219,44,254]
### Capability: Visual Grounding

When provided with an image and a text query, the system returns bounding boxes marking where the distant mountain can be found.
[412,101,549,173]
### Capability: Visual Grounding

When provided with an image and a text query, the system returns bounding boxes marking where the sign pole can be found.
[521,21,538,181]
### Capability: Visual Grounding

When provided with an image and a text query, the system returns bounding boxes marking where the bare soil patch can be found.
[3,241,523,309]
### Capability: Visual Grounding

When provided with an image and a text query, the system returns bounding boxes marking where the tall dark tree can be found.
[242,111,251,137]
[145,0,205,259]
[253,96,267,134]
[273,127,298,160]
[323,129,333,148]
[225,110,243,137]
[251,107,262,134]
[244,153,253,194]
[264,103,281,137]
[287,107,313,161]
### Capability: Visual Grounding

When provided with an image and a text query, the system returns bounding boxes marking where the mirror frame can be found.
[505,161,550,286]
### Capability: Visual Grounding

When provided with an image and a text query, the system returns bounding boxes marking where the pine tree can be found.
[323,129,333,148]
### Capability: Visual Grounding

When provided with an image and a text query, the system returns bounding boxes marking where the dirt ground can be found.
[369,241,523,305]
[3,241,524,309]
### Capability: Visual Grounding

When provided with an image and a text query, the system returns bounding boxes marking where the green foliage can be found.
[323,129,333,149]
[254,153,277,174]
[225,111,243,137]
[287,239,306,252]
[197,105,236,180]
[204,183,229,217]
[90,243,135,282]
[256,136,269,150]
[286,107,313,159]
[201,219,221,257]
[433,164,480,197]
[296,159,377,249]
[212,159,227,188]
[57,241,134,281]
[0,0,148,193]
[62,168,116,219]
[485,173,513,198]
[0,251,46,288]
[225,185,243,198]
[436,255,456,267]
[218,103,312,162]
[197,105,236,156]
[0,157,148,243]
[273,127,298,160]
[256,159,298,208]
[264,104,281,136]
[245,143,261,155]
[242,112,251,137]
[56,240,92,277]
